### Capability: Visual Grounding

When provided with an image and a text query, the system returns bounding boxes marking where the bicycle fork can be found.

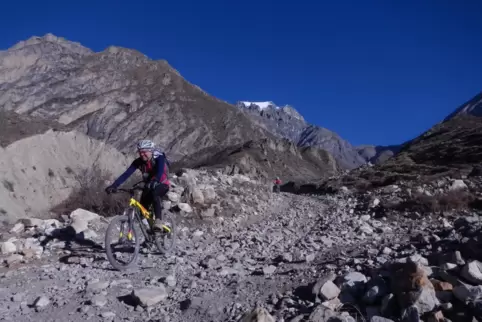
[119,208,136,241]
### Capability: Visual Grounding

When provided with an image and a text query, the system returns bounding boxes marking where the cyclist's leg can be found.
[152,183,169,222]
[140,188,154,216]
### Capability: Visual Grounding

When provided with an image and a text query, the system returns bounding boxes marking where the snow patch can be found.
[240,101,279,110]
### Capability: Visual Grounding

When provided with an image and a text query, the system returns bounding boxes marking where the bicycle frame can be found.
[129,197,172,233]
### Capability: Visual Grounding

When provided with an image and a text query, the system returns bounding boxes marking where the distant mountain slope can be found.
[319,91,482,192]
[443,91,482,121]
[236,101,366,169]
[0,33,271,160]
[173,137,339,182]
[356,144,401,164]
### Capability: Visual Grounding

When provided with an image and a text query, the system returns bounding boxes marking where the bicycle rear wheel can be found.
[105,211,141,270]
[153,210,177,254]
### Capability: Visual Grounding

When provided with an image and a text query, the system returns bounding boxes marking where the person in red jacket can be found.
[273,176,281,193]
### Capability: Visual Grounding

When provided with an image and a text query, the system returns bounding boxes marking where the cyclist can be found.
[105,139,170,230]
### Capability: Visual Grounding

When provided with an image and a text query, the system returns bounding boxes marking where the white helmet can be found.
[137,139,155,150]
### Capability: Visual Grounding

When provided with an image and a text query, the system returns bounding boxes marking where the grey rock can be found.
[370,317,394,322]
[132,286,168,307]
[165,275,176,287]
[5,254,23,265]
[453,284,482,302]
[305,253,316,262]
[34,296,50,308]
[308,304,337,321]
[86,281,109,294]
[263,265,276,275]
[90,295,107,307]
[239,307,275,322]
[1,242,17,255]
[461,260,482,284]
[178,203,193,213]
[100,312,116,319]
[363,276,388,304]
[319,280,341,301]
[339,272,367,297]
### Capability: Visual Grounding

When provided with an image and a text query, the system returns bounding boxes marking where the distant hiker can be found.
[273,177,281,193]
[105,139,170,230]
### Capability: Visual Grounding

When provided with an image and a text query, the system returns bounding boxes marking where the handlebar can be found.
[113,181,146,195]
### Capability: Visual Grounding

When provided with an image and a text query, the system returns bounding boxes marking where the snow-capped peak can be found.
[240,101,279,110]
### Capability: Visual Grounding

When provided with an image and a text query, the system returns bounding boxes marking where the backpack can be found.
[153,148,170,177]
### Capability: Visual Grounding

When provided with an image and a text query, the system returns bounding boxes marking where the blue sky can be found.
[1,0,482,146]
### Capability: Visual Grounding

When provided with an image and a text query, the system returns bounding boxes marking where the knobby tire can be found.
[105,213,141,271]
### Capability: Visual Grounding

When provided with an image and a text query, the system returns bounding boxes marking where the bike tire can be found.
[154,210,177,254]
[105,214,141,271]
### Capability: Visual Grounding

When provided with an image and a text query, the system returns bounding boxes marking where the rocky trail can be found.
[2,171,482,322]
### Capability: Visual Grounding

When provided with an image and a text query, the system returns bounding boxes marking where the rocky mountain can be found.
[0,33,272,160]
[356,144,401,164]
[173,137,339,182]
[2,34,482,322]
[443,91,482,121]
[312,94,482,194]
[0,129,130,224]
[2,165,482,322]
[236,101,366,170]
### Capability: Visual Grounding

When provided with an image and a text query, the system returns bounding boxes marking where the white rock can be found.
[202,186,217,201]
[449,179,468,191]
[201,207,216,218]
[239,307,275,322]
[70,218,89,234]
[1,241,17,255]
[320,281,341,300]
[10,223,25,234]
[34,296,50,308]
[132,286,168,307]
[178,203,193,213]
[373,198,380,207]
[166,192,180,203]
[70,208,100,222]
[461,261,482,285]
[192,188,204,204]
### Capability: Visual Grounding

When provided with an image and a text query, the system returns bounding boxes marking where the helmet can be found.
[137,139,155,150]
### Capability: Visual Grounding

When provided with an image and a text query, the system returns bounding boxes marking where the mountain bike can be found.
[104,181,176,271]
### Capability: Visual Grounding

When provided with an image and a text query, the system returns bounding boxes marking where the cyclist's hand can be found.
[105,186,117,194]
[147,180,159,190]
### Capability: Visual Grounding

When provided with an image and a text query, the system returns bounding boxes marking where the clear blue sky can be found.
[1,0,482,146]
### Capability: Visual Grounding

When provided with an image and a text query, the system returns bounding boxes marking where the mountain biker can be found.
[273,176,281,193]
[105,139,170,230]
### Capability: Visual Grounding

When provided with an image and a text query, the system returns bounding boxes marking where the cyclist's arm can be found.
[111,162,137,188]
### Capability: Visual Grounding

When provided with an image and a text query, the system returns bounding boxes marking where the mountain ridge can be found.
[0,33,343,186]
[236,101,366,169]
[0,33,273,161]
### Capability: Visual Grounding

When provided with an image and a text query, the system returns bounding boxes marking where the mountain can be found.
[0,33,272,160]
[173,137,339,182]
[443,91,482,121]
[0,129,130,223]
[356,144,401,164]
[236,101,366,169]
[318,92,482,192]
[0,33,344,198]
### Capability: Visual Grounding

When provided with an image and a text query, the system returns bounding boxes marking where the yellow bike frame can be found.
[119,197,172,241]
[129,197,171,233]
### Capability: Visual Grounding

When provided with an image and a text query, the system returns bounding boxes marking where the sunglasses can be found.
[138,149,152,155]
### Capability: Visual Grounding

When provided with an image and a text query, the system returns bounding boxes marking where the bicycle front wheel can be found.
[105,212,141,271]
